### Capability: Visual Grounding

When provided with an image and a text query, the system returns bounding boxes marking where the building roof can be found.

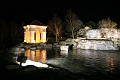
[30,20,46,26]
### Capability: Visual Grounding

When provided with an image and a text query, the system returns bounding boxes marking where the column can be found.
[29,31,35,43]
[41,32,46,43]
[36,30,40,43]
[26,30,30,43]
[24,32,26,42]
[24,30,30,43]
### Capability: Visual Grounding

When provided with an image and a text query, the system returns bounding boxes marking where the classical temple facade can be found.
[23,20,47,43]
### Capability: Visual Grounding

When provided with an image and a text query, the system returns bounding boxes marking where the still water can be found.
[24,48,120,78]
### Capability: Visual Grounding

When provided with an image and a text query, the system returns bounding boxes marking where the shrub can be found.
[46,37,56,44]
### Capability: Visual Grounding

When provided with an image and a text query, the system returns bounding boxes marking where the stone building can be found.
[23,20,47,43]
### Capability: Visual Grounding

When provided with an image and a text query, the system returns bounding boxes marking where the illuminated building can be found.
[23,20,47,43]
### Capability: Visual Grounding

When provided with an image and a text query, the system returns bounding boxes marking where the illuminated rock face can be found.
[85,29,120,39]
[86,29,102,39]
[76,40,119,50]
[74,29,120,50]
[23,20,47,43]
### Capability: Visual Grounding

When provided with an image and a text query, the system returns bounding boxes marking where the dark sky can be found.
[0,0,120,24]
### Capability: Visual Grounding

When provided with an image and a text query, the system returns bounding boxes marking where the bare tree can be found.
[64,10,83,39]
[98,17,117,29]
[48,14,63,42]
[98,18,117,38]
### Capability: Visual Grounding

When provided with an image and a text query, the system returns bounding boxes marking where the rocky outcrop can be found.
[8,44,25,55]
[74,39,119,50]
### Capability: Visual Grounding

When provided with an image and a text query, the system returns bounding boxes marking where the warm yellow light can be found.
[27,25,30,30]
[25,49,47,63]
[23,24,47,43]
[35,29,41,43]
[110,58,114,73]
[23,26,26,29]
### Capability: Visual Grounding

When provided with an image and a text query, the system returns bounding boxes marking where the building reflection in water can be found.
[24,49,47,64]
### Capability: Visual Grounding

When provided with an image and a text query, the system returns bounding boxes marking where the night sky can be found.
[0,0,120,24]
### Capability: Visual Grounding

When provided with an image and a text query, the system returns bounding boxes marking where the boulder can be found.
[46,44,52,48]
[8,44,25,55]
[8,45,21,54]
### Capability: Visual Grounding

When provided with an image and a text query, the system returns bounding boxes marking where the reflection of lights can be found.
[30,50,35,61]
[24,49,47,64]
[20,60,48,68]
[41,50,46,54]
[25,49,30,60]
[40,50,47,63]
[110,58,114,73]
[35,49,41,61]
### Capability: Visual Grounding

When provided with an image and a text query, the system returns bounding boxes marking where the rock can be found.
[75,40,119,50]
[36,45,43,49]
[46,44,52,48]
[8,46,21,54]
[21,47,25,53]
[59,41,66,45]
[8,44,25,55]
[85,29,120,39]
[23,44,31,49]
[30,46,36,50]
[60,46,69,51]
[86,29,102,39]
[40,42,46,48]
[65,38,75,45]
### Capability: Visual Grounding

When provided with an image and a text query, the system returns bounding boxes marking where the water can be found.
[24,48,120,79]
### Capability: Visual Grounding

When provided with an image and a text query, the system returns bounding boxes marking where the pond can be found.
[23,48,120,79]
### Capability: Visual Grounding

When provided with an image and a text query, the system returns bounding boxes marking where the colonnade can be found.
[24,29,46,43]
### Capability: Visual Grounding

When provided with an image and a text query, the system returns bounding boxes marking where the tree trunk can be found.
[72,31,74,39]
[56,34,58,42]
[55,34,60,42]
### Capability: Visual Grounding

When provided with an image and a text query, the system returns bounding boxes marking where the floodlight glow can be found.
[19,60,48,68]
